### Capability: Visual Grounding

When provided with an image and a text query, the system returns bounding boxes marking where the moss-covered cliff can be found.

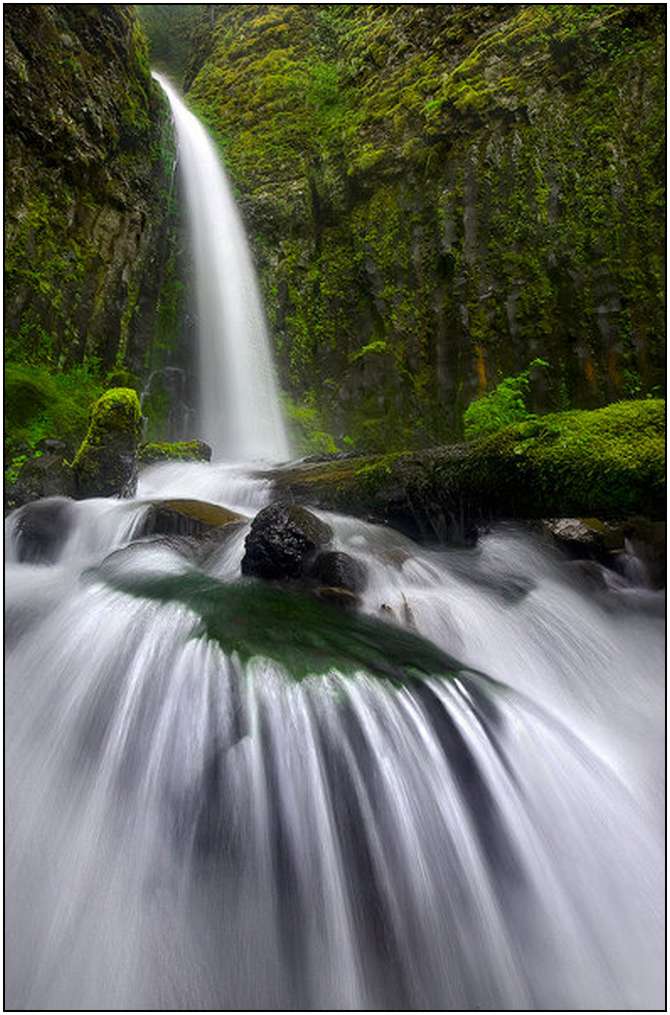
[184,3,665,451]
[4,4,190,472]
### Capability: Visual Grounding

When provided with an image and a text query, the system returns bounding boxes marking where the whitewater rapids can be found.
[5,462,664,1010]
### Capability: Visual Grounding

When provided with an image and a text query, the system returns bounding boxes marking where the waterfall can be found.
[154,73,290,463]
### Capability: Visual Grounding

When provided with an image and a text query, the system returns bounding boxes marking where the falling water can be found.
[154,73,290,463]
[5,464,665,1011]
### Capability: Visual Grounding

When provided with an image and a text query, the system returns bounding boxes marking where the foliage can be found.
[136,5,206,83]
[281,392,339,456]
[4,361,104,479]
[463,359,549,440]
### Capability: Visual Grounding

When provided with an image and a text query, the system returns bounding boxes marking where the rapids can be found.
[5,462,665,1011]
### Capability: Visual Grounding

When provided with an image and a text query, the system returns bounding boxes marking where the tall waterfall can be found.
[154,73,290,463]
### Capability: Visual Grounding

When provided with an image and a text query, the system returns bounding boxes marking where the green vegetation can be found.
[272,399,665,525]
[464,359,549,439]
[4,361,104,482]
[138,441,211,464]
[184,4,665,448]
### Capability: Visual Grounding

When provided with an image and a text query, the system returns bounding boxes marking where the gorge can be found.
[4,5,666,1012]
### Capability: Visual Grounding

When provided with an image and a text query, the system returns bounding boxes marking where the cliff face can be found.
[186,3,665,450]
[4,4,178,376]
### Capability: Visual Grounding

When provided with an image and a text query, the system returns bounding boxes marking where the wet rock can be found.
[543,517,623,560]
[314,586,359,609]
[564,559,621,592]
[71,388,142,499]
[5,441,76,512]
[138,440,212,466]
[12,496,74,564]
[136,498,245,540]
[309,550,367,595]
[241,501,332,580]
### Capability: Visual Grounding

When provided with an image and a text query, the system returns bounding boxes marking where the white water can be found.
[5,465,665,1011]
[154,73,290,463]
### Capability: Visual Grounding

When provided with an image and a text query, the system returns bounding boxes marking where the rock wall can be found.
[4,4,179,377]
[185,3,665,450]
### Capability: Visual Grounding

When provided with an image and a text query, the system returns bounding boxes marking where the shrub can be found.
[463,358,549,439]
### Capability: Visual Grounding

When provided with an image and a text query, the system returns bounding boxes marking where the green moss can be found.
[138,441,211,464]
[71,387,142,491]
[4,360,104,481]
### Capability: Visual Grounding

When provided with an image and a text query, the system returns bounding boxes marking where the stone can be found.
[241,501,332,580]
[11,496,74,564]
[136,499,245,540]
[5,444,76,512]
[309,550,368,595]
[71,388,142,499]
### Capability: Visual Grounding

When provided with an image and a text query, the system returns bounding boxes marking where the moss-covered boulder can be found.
[138,440,212,465]
[265,400,665,542]
[71,388,143,499]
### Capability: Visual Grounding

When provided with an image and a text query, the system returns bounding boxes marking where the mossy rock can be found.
[92,566,479,686]
[138,440,212,465]
[266,400,666,542]
[71,387,142,499]
[137,498,245,539]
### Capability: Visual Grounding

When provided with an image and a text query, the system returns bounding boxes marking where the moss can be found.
[138,441,211,464]
[269,400,665,532]
[4,360,104,481]
[184,4,664,448]
[71,387,142,497]
[93,570,474,686]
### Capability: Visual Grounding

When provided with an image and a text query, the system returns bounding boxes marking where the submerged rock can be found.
[12,496,74,564]
[71,388,142,499]
[309,550,368,595]
[138,441,212,466]
[241,501,332,580]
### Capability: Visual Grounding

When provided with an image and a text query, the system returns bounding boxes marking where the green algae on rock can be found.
[93,567,476,686]
[71,388,143,499]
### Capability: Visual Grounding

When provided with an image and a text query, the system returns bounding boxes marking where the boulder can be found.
[542,517,624,560]
[71,388,142,499]
[136,498,245,540]
[5,440,75,512]
[138,440,212,466]
[11,496,74,564]
[241,501,332,580]
[309,550,367,595]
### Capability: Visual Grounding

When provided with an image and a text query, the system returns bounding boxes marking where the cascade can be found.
[154,73,290,463]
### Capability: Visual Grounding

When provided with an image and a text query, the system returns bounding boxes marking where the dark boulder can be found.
[11,496,74,564]
[309,550,368,595]
[241,501,332,580]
